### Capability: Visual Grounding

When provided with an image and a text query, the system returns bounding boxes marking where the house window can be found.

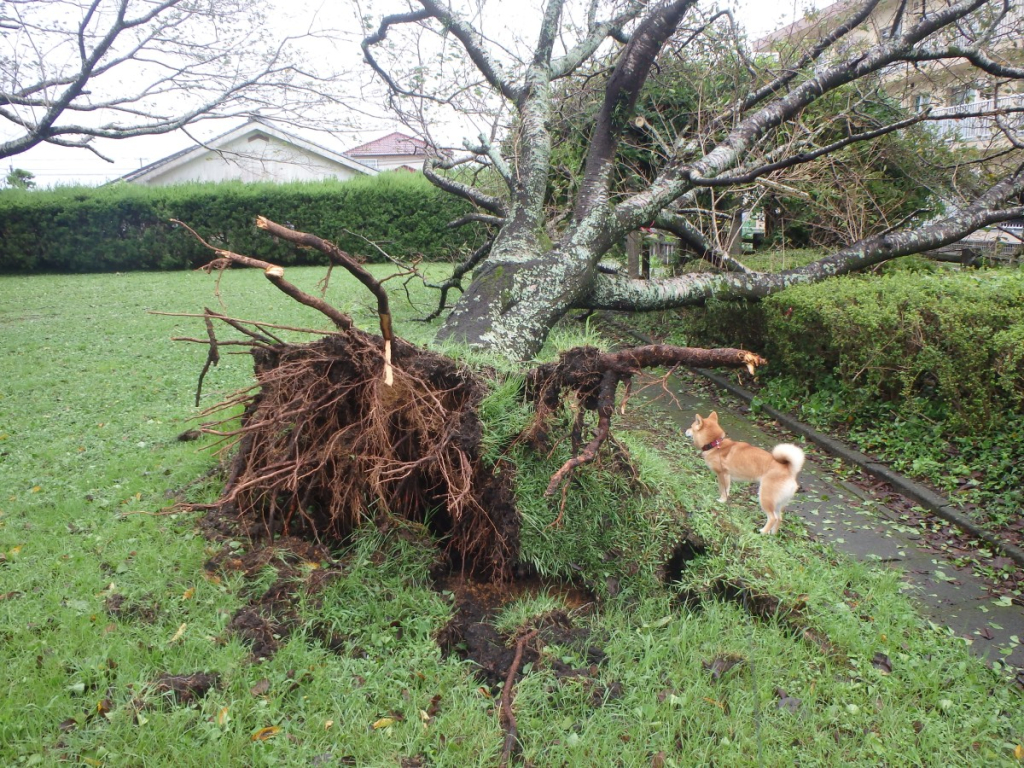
[913,93,931,112]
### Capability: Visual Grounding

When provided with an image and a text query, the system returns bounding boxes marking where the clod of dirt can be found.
[435,576,601,690]
[104,594,160,623]
[228,608,285,660]
[205,537,341,660]
[150,672,219,705]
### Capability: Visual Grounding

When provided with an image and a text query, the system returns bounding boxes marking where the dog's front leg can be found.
[715,472,731,503]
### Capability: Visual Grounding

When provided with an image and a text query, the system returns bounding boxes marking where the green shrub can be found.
[0,173,483,273]
[761,269,1024,427]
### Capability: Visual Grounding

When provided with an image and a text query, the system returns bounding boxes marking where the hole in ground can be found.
[659,534,709,584]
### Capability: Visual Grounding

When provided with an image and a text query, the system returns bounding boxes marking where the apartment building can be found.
[754,0,1024,147]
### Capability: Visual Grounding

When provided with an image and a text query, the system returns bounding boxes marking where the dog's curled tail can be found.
[772,444,805,476]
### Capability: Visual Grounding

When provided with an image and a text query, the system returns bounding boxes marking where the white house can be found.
[345,132,429,172]
[121,120,379,185]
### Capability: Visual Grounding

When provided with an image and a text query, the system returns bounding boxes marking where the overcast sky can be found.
[4,0,827,188]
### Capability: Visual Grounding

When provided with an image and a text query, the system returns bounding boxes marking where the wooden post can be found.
[627,231,641,278]
[725,208,744,256]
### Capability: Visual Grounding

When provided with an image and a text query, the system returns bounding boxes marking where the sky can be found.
[3,0,828,188]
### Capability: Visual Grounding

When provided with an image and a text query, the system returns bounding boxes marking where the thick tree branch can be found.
[585,168,1024,312]
[653,212,754,273]
[549,5,645,80]
[536,344,766,496]
[423,158,508,217]
[574,0,697,223]
[743,0,884,111]
[902,45,1024,79]
[172,220,354,331]
[609,0,991,238]
[696,111,931,186]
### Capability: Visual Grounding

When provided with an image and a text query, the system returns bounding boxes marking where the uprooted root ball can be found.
[201,328,519,578]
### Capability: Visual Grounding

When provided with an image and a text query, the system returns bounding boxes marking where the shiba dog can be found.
[685,411,805,535]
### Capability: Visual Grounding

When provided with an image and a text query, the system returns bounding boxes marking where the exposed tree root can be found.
[498,629,538,768]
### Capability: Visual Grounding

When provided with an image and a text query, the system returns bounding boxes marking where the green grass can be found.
[2,267,1023,766]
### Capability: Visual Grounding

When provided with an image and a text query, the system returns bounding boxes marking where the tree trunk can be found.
[435,242,592,360]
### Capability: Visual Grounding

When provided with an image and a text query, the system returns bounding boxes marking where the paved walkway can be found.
[661,375,1024,670]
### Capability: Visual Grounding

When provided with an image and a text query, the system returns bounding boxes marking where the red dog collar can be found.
[701,436,724,452]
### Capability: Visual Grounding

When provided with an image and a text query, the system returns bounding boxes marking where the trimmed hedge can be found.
[673,266,1024,429]
[0,173,483,273]
[761,270,1024,426]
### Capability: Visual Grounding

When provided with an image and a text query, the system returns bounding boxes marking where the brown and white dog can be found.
[685,411,805,535]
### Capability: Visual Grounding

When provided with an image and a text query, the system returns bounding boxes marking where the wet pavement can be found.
[662,376,1024,670]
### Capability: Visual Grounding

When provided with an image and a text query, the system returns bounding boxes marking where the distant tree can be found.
[0,0,349,162]
[3,167,35,189]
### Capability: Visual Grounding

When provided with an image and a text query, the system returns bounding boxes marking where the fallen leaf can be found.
[1014,743,1023,761]
[871,652,893,675]
[251,726,281,741]
[216,707,230,726]
[372,717,396,730]
[702,653,744,681]
[775,687,801,713]
[425,694,441,719]
[324,720,334,730]
[250,678,271,696]
[651,752,666,768]
[168,623,187,643]
[182,587,195,600]
[978,627,995,640]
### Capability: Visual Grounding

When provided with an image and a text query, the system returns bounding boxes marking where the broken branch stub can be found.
[255,216,395,386]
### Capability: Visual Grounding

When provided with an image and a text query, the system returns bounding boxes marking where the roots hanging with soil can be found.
[172,216,766,579]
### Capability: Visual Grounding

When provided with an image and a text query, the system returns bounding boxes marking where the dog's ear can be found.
[708,411,719,422]
[693,414,703,427]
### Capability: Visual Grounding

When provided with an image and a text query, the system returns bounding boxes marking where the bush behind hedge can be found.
[0,173,483,273]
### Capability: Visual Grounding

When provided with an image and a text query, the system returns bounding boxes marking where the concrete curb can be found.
[694,366,1024,571]
[599,314,1024,570]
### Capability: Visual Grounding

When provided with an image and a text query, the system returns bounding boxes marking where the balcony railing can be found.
[929,93,1024,143]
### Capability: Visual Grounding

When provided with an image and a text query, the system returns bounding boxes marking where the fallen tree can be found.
[175,218,764,578]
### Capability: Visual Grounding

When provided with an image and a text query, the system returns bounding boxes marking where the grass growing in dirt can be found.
[2,267,1023,766]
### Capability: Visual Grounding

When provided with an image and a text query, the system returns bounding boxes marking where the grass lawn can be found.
[1,266,1022,766]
